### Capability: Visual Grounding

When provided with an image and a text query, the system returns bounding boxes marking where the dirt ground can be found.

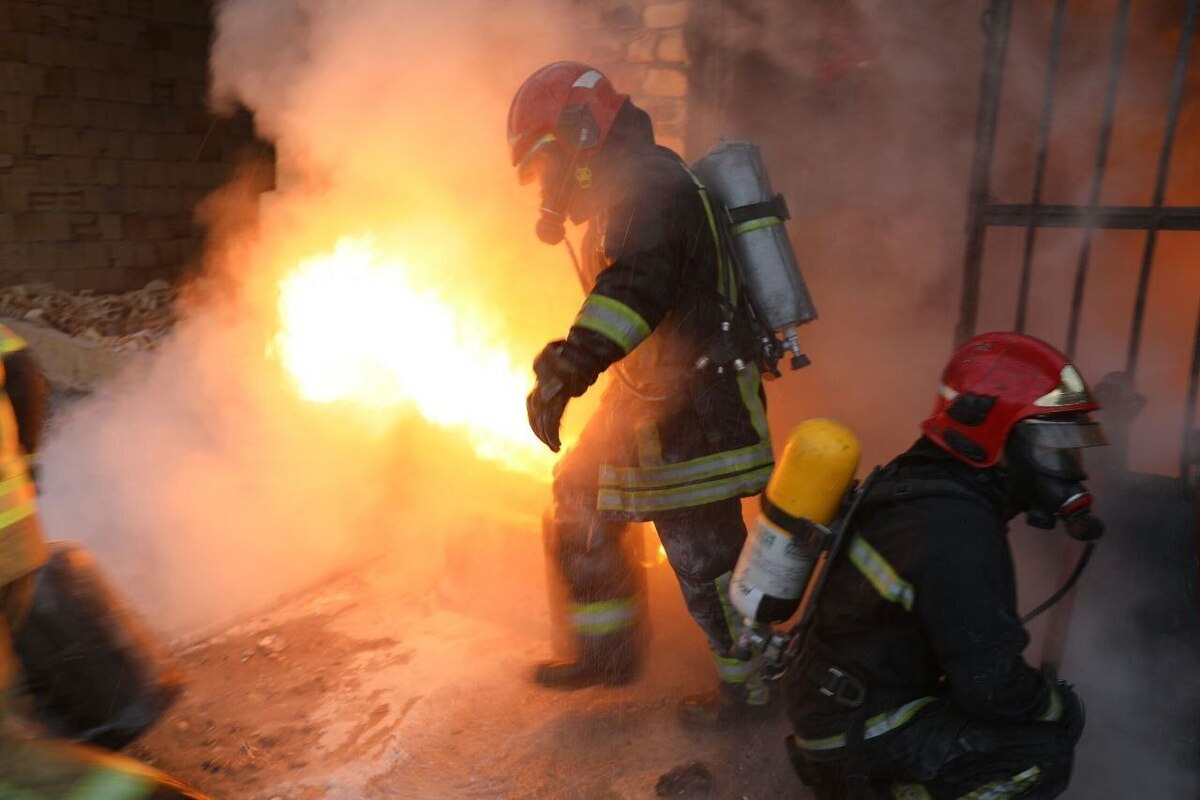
[129,526,808,800]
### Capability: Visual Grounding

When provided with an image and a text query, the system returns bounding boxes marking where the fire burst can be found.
[272,236,556,479]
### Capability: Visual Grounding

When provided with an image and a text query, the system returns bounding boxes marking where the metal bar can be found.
[982,204,1200,230]
[1183,300,1200,481]
[955,0,1013,346]
[1016,0,1068,334]
[1126,0,1199,379]
[1066,0,1131,358]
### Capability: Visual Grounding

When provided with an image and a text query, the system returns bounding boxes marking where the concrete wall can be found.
[0,0,264,293]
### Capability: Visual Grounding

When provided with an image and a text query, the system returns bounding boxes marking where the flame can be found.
[271,236,556,479]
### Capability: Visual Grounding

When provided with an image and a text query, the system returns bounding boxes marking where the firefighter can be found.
[508,62,775,727]
[0,324,210,799]
[783,332,1102,799]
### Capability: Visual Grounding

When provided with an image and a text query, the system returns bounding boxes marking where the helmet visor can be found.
[516,134,561,186]
[1015,414,1108,450]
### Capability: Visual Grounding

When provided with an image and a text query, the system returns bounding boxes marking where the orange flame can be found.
[271,236,556,479]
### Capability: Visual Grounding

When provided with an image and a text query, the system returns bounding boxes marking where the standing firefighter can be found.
[508,62,776,727]
[0,325,208,799]
[784,332,1103,799]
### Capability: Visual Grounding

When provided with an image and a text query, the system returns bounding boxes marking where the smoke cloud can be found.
[39,0,595,637]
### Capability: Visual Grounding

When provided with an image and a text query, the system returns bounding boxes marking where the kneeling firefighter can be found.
[0,324,210,799]
[779,333,1103,799]
[508,61,808,727]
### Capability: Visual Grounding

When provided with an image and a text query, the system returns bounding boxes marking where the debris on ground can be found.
[0,281,178,352]
[656,761,716,797]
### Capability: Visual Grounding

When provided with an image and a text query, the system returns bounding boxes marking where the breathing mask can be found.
[1006,414,1107,541]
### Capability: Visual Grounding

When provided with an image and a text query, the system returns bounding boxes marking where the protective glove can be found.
[528,341,586,453]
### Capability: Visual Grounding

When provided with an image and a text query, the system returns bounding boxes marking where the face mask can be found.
[1006,423,1105,541]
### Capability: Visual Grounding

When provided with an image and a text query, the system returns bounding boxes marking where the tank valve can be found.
[782,327,811,370]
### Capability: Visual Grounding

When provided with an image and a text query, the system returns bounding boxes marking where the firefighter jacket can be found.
[0,325,45,589]
[552,102,773,520]
[785,438,1063,752]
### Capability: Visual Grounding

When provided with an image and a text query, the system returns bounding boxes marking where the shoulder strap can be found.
[862,476,987,507]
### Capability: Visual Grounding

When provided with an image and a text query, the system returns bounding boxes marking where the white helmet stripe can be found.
[572,70,604,89]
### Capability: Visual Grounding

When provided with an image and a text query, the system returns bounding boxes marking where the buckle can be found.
[817,666,866,708]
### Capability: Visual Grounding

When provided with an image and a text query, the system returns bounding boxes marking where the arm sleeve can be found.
[562,163,689,382]
[916,507,1056,722]
[3,348,48,456]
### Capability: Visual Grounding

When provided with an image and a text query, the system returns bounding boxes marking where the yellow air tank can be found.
[731,418,861,624]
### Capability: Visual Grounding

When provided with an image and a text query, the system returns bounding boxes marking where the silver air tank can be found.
[693,141,817,368]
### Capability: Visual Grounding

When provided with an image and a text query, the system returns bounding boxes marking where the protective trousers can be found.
[544,493,761,694]
[789,699,1079,799]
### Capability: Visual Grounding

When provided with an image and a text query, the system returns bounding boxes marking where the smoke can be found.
[38,0,595,637]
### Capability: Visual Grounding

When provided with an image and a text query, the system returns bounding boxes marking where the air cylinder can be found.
[731,418,860,623]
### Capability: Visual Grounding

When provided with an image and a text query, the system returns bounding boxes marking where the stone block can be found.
[0,32,27,60]
[69,214,102,242]
[98,213,121,240]
[96,14,141,45]
[44,65,76,96]
[0,62,46,93]
[657,28,688,63]
[0,214,12,239]
[626,32,658,63]
[19,209,65,241]
[643,67,688,97]
[27,243,55,270]
[0,184,29,213]
[644,1,688,29]
[131,132,155,159]
[104,130,131,159]
[108,44,137,74]
[0,244,30,271]
[0,94,31,124]
[75,69,102,99]
[32,96,71,127]
[105,0,131,16]
[96,159,118,183]
[78,128,107,157]
[0,123,26,154]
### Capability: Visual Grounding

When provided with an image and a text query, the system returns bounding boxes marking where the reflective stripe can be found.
[1037,687,1063,722]
[570,598,639,635]
[891,785,934,800]
[65,767,155,800]
[796,696,938,751]
[714,572,744,645]
[732,216,783,236]
[957,766,1042,799]
[597,463,773,516]
[683,170,738,307]
[0,500,36,531]
[599,441,774,491]
[849,536,915,611]
[713,653,755,682]
[573,294,651,354]
[736,367,769,441]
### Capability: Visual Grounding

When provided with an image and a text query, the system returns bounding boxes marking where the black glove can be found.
[528,341,586,453]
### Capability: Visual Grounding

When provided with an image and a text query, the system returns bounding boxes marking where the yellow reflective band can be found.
[736,366,769,441]
[66,767,156,800]
[1037,687,1063,722]
[957,766,1042,799]
[0,500,36,531]
[571,598,639,635]
[598,464,773,516]
[795,696,938,752]
[891,785,934,800]
[732,216,783,236]
[573,294,652,354]
[599,442,774,492]
[682,168,738,306]
[714,572,744,647]
[849,536,915,611]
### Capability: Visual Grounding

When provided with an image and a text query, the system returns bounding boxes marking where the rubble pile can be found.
[0,281,178,352]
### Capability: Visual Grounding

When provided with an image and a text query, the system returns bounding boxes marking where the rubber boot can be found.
[677,681,771,730]
[532,630,641,689]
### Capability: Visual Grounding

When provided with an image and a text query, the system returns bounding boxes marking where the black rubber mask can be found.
[1006,420,1104,541]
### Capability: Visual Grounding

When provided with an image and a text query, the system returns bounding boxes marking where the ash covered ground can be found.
[128,530,804,800]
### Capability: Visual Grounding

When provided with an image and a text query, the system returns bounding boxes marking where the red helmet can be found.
[922,332,1104,466]
[507,61,628,178]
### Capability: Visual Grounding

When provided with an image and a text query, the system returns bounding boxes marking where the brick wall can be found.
[0,0,264,293]
[568,0,692,157]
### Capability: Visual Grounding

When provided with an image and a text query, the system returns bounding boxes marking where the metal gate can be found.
[956,0,1200,481]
